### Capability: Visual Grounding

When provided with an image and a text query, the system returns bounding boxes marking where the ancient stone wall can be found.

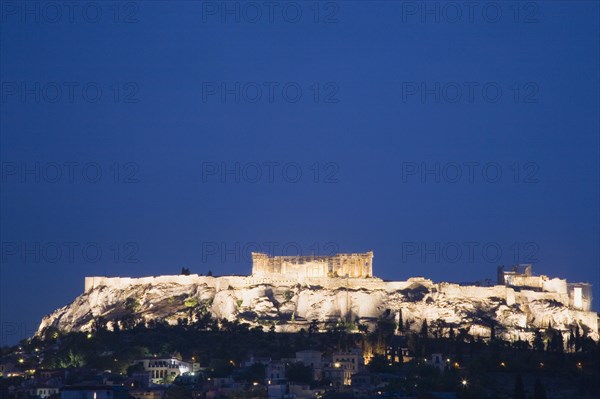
[82,271,592,318]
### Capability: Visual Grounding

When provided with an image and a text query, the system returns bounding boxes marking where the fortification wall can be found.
[84,275,391,292]
[542,278,568,294]
[381,278,434,292]
[507,275,543,289]
[438,283,509,300]
[82,275,581,313]
[84,275,518,309]
[512,289,570,307]
[84,275,218,292]
[504,275,568,295]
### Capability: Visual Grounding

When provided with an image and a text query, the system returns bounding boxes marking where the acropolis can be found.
[251,251,374,278]
[42,251,598,343]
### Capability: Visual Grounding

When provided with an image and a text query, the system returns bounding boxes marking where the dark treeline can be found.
[2,316,599,398]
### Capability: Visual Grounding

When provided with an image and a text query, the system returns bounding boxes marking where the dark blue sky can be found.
[1,1,599,345]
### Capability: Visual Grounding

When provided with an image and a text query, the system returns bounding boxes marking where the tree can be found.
[112,320,121,333]
[207,270,213,276]
[407,332,419,357]
[283,290,294,301]
[125,297,140,312]
[239,363,266,383]
[286,362,312,384]
[448,327,455,341]
[513,374,526,399]
[432,318,445,339]
[533,330,545,352]
[165,384,191,399]
[357,322,369,335]
[58,350,85,368]
[127,362,145,377]
[405,319,411,333]
[180,267,190,276]
[210,359,235,378]
[420,320,429,339]
[549,329,564,353]
[534,378,547,399]
[308,319,319,337]
[398,310,404,334]
[568,328,575,352]
[120,313,140,330]
[91,317,107,334]
[367,354,390,373]
[40,326,61,342]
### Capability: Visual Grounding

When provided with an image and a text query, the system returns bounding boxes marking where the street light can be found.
[460,378,468,394]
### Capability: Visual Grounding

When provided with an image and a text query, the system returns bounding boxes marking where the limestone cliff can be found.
[37,275,599,342]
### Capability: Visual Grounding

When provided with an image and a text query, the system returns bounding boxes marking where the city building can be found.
[294,350,323,381]
[430,354,446,373]
[60,385,131,399]
[266,361,286,384]
[15,386,60,398]
[325,349,364,386]
[133,357,191,385]
[0,361,16,377]
[130,387,167,399]
[497,265,593,311]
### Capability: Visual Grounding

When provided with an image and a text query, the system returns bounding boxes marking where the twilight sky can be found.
[1,1,599,345]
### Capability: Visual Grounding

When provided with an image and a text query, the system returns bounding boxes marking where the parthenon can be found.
[251,251,374,278]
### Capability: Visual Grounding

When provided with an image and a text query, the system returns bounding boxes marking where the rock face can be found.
[37,275,599,342]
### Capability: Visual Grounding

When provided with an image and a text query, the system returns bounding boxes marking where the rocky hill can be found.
[38,275,599,342]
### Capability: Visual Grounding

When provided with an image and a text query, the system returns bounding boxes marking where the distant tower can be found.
[497,266,505,285]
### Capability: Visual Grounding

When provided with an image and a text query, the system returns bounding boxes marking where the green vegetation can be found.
[283,290,294,301]
[125,297,141,312]
[184,297,199,308]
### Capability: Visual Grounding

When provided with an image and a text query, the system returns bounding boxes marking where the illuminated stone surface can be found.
[38,273,598,342]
